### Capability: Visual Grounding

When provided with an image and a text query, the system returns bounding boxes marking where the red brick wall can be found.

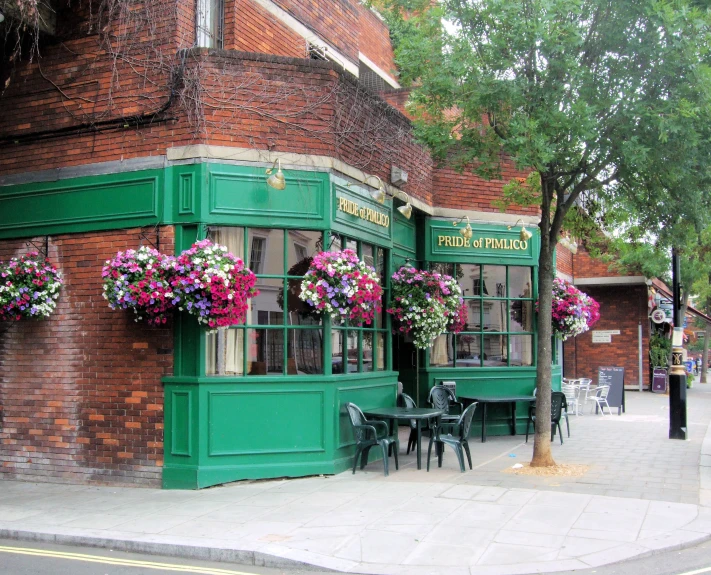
[573,244,637,278]
[380,89,412,117]
[556,243,573,276]
[358,8,397,78]
[273,0,360,61]
[433,165,539,215]
[563,284,650,389]
[0,227,174,486]
[225,0,306,56]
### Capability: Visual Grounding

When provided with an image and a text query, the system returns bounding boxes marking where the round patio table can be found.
[457,394,536,443]
[362,407,443,470]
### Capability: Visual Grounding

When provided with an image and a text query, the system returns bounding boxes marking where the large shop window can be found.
[429,263,534,368]
[205,228,388,376]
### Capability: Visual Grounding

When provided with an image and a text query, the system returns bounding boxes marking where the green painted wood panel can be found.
[0,171,163,239]
[425,219,539,266]
[393,210,416,269]
[208,389,325,455]
[170,391,193,456]
[206,165,329,228]
[162,373,397,489]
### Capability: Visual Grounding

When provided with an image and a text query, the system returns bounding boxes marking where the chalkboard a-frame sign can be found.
[598,366,625,415]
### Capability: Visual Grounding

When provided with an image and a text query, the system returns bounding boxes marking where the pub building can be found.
[161,165,557,488]
[0,0,561,489]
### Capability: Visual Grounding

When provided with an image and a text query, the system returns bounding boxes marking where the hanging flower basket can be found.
[387,266,465,349]
[0,252,63,321]
[277,256,320,320]
[171,239,258,330]
[299,249,383,324]
[545,278,600,340]
[102,246,177,326]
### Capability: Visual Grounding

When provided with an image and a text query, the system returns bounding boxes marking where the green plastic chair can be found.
[427,402,477,472]
[345,402,399,476]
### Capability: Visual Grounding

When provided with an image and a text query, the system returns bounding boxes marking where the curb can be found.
[2,527,711,575]
[0,529,339,573]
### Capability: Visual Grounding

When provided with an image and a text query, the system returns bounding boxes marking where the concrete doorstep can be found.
[2,389,711,575]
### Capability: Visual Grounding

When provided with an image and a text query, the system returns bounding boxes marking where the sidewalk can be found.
[2,387,711,575]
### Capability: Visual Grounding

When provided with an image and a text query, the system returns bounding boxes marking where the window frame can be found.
[427,262,536,369]
[205,227,390,377]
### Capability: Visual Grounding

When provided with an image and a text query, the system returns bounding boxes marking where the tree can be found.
[380,0,711,465]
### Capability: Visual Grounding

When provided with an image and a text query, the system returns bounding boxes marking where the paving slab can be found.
[2,386,711,574]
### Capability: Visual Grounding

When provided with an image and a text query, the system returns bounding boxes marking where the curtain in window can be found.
[205,227,245,375]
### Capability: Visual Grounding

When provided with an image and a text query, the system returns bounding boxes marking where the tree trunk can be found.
[531,185,556,468]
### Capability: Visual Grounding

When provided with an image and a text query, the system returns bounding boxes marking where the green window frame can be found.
[205,227,389,377]
[428,263,536,368]
[327,232,389,375]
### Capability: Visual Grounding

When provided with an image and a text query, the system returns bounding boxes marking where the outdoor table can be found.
[362,407,443,470]
[457,394,536,443]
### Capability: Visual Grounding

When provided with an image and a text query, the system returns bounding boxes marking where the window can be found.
[250,236,266,274]
[196,0,224,48]
[205,228,388,377]
[429,263,535,368]
[329,234,388,374]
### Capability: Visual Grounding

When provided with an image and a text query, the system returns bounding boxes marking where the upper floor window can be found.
[196,0,224,48]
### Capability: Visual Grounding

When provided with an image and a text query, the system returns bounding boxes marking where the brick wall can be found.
[225,0,306,56]
[358,8,397,78]
[556,243,573,276]
[273,0,360,61]
[0,227,174,486]
[563,284,650,389]
[573,244,637,278]
[433,164,539,215]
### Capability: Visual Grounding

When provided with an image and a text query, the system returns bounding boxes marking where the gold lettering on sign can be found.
[337,196,389,228]
[436,235,529,251]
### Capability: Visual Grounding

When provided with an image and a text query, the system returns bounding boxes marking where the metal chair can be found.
[591,385,612,415]
[345,402,399,476]
[427,402,478,472]
[525,392,565,445]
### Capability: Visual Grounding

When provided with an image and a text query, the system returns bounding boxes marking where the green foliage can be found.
[649,333,672,368]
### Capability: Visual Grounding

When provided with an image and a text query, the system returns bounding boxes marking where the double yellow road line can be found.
[0,545,259,574]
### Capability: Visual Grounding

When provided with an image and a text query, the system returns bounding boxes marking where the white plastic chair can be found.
[577,378,594,415]
[591,385,611,415]
[562,383,579,417]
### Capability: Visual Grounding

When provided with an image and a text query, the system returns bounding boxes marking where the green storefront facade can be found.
[0,158,560,490]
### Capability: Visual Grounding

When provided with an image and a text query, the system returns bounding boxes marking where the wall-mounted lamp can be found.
[507,219,533,241]
[365,175,386,203]
[347,175,413,219]
[396,192,412,220]
[453,215,473,240]
[265,159,286,190]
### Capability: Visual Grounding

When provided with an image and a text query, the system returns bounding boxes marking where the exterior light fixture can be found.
[366,175,386,204]
[265,159,286,190]
[396,192,412,219]
[453,215,473,240]
[508,219,533,241]
[0,10,4,23]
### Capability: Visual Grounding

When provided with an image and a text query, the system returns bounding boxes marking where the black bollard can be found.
[669,349,687,440]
